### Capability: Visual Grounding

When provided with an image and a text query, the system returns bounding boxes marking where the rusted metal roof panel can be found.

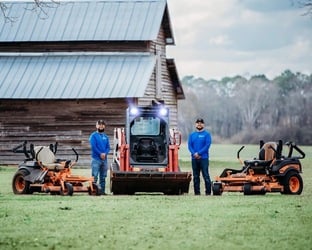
[0,0,168,42]
[0,52,155,99]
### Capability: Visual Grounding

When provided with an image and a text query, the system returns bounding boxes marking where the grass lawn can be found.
[0,144,311,250]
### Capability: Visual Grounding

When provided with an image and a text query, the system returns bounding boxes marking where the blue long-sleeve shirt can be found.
[188,130,212,159]
[89,131,110,161]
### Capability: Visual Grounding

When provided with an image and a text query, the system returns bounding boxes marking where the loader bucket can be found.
[110,171,191,195]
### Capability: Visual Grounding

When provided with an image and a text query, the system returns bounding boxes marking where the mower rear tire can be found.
[88,183,102,196]
[212,182,222,195]
[281,171,303,195]
[60,182,73,196]
[12,169,32,194]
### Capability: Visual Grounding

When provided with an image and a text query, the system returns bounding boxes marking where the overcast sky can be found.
[167,0,312,80]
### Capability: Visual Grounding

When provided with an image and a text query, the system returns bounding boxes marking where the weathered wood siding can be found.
[0,99,131,165]
[139,26,178,128]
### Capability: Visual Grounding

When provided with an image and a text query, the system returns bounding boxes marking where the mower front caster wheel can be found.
[88,183,102,196]
[60,182,73,196]
[212,182,223,195]
[243,183,252,195]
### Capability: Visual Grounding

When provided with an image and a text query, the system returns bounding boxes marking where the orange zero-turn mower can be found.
[212,140,305,195]
[12,141,101,196]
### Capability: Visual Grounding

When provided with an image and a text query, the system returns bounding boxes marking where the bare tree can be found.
[232,76,272,131]
[0,0,59,22]
[292,0,312,16]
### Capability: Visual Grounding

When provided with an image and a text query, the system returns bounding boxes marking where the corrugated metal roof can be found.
[0,0,170,42]
[0,52,155,99]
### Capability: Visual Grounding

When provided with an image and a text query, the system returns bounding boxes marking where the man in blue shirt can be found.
[89,120,110,195]
[188,118,212,195]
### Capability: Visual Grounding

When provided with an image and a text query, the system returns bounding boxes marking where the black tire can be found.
[212,182,222,195]
[243,183,266,195]
[252,189,266,195]
[88,183,102,196]
[281,171,303,195]
[243,183,252,195]
[12,169,32,194]
[60,182,73,196]
[164,189,181,195]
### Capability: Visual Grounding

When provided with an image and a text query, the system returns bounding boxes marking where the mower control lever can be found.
[237,146,245,165]
[72,148,79,162]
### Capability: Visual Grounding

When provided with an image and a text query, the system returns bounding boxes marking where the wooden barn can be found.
[0,0,185,165]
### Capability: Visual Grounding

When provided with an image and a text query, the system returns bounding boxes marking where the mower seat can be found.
[244,160,271,167]
[34,146,66,170]
[244,142,277,170]
[260,142,277,161]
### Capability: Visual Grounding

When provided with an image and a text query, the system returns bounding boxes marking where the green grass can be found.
[0,144,312,250]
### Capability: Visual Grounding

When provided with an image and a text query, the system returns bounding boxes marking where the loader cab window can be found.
[131,117,160,136]
[130,116,168,165]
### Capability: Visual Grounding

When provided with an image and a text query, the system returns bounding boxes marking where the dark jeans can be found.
[91,158,108,194]
[192,158,211,195]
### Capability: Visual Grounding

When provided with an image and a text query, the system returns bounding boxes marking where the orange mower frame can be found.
[12,141,101,196]
[212,140,305,195]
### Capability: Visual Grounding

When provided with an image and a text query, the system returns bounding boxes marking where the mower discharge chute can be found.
[12,141,101,196]
[213,140,305,195]
[110,105,191,195]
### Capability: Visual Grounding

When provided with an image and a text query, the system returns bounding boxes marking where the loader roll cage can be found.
[127,107,170,167]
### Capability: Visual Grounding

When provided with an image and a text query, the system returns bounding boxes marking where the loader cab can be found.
[127,106,169,166]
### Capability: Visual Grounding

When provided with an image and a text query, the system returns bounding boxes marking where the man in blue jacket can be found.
[89,120,110,195]
[188,118,212,195]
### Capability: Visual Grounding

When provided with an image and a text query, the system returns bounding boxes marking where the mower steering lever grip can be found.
[237,146,245,159]
[72,148,79,162]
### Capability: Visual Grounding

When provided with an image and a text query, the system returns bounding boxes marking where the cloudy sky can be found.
[167,0,312,80]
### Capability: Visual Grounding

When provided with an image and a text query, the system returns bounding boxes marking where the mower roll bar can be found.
[285,141,305,159]
[13,141,79,162]
[236,141,305,164]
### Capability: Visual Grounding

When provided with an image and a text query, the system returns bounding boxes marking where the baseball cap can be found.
[195,118,204,123]
[96,120,106,125]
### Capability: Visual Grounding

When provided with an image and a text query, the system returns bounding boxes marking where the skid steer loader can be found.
[110,104,191,195]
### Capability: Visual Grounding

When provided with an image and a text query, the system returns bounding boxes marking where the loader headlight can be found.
[158,107,168,117]
[130,107,139,116]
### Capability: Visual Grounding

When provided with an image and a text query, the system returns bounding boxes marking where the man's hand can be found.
[194,152,201,159]
[100,153,106,160]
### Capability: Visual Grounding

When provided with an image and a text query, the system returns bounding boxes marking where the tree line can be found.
[178,70,312,145]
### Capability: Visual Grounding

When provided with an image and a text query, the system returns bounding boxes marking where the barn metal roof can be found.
[0,52,156,99]
[0,0,174,44]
